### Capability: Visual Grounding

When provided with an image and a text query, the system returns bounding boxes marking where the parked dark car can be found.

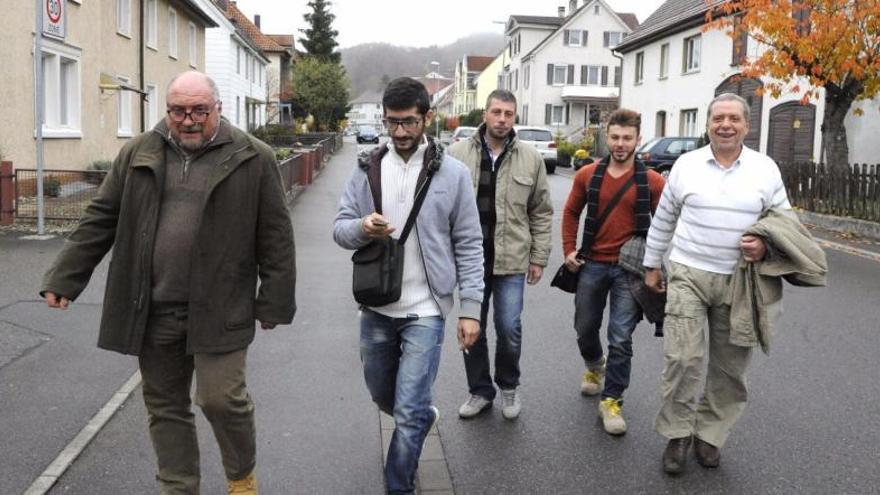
[636,137,700,177]
[356,126,380,144]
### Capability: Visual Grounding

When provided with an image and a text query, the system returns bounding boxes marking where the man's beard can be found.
[610,148,635,164]
[174,124,205,152]
[393,131,423,154]
[486,125,511,141]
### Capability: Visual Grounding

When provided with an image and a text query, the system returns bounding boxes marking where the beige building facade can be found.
[0,0,216,171]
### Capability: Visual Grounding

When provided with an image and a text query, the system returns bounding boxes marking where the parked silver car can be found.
[514,126,557,174]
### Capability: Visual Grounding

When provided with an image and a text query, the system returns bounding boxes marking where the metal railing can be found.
[779,162,880,222]
[14,169,107,220]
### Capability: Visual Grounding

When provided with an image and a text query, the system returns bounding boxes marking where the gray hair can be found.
[167,71,221,101]
[707,93,750,122]
[486,89,517,110]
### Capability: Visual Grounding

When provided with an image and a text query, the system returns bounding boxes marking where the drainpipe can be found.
[139,0,145,132]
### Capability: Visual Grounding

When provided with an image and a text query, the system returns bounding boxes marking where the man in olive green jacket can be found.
[41,71,295,494]
[447,89,553,420]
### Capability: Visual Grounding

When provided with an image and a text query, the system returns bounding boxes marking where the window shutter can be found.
[603,32,609,47]
[567,64,574,84]
[614,66,622,87]
[564,30,570,46]
[547,64,553,85]
[580,65,588,85]
[601,66,608,86]
[545,104,552,125]
[565,103,570,125]
[583,31,589,47]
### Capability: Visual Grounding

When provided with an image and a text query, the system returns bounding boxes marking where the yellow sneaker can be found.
[228,471,258,494]
[598,398,627,435]
[580,357,605,396]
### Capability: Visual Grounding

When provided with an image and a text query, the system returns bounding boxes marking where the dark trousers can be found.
[138,307,255,494]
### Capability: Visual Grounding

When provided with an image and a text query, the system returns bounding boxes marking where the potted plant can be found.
[555,139,577,168]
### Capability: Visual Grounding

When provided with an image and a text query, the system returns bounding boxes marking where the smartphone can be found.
[372,218,388,227]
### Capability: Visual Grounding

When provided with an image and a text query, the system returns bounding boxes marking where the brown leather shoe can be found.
[662,436,692,475]
[694,436,721,468]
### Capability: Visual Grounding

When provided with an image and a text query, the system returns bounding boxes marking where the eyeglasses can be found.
[382,117,423,131]
[166,103,217,123]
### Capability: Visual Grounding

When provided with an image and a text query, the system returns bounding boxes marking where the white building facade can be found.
[503,0,637,139]
[616,0,880,165]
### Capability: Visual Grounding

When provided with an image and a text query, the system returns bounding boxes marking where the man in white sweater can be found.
[643,93,792,475]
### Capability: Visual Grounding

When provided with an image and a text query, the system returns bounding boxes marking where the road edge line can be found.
[816,238,880,263]
[23,370,142,495]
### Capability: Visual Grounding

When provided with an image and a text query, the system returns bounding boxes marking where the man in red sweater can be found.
[561,109,665,435]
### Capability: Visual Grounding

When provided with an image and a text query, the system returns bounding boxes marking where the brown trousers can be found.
[138,308,255,494]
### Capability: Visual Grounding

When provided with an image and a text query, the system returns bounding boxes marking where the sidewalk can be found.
[0,139,453,494]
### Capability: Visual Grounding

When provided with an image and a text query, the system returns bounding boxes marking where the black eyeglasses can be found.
[382,117,423,131]
[166,102,217,123]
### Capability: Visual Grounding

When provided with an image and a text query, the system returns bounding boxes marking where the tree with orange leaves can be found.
[707,0,880,169]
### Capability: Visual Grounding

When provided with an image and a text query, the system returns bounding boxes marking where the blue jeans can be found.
[359,309,445,494]
[574,261,642,400]
[464,273,525,400]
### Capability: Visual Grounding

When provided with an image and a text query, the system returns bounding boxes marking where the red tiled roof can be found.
[467,56,495,72]
[266,34,295,48]
[225,2,284,52]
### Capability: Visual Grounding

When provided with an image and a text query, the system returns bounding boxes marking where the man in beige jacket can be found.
[448,89,553,420]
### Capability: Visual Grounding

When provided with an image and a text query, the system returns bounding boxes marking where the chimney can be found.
[254,14,261,28]
[215,0,228,9]
[569,0,577,15]
[558,6,565,17]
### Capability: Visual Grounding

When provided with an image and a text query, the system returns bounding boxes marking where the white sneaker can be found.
[598,397,627,435]
[458,395,492,419]
[501,389,521,420]
[581,356,606,396]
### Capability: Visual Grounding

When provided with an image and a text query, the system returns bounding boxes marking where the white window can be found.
[553,65,567,85]
[659,43,670,79]
[551,105,565,125]
[566,29,587,47]
[635,52,644,84]
[117,75,132,137]
[117,0,131,37]
[168,8,178,59]
[683,34,701,73]
[40,41,82,138]
[585,65,600,85]
[680,109,698,137]
[145,84,159,128]
[188,23,197,67]
[524,65,530,89]
[145,0,158,49]
[604,32,623,48]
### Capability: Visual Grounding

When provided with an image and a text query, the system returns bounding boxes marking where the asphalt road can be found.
[1,137,878,494]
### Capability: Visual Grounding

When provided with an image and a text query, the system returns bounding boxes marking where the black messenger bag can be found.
[351,143,442,307]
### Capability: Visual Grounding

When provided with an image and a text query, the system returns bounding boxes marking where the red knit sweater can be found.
[562,163,666,262]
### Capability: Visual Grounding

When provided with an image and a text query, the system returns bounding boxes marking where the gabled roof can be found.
[511,15,566,27]
[615,0,726,53]
[266,34,295,49]
[518,0,641,62]
[467,56,495,72]
[616,13,640,31]
[175,0,218,28]
[225,2,283,54]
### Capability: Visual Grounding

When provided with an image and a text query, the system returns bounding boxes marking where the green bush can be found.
[275,148,293,161]
[44,176,61,197]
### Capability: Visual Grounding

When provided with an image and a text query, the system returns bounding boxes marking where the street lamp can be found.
[430,61,440,140]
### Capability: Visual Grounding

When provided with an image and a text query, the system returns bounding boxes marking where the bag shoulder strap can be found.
[398,140,444,245]
[577,177,635,258]
[361,146,390,214]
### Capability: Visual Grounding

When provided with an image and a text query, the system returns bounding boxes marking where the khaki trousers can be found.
[654,262,752,448]
[138,309,255,494]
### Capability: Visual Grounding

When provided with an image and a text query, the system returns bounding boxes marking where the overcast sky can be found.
[234,0,666,49]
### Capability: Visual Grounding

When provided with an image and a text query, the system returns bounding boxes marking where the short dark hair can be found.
[606,108,641,135]
[486,89,517,110]
[383,77,431,115]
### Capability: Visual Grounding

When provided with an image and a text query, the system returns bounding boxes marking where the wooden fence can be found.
[779,162,880,222]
